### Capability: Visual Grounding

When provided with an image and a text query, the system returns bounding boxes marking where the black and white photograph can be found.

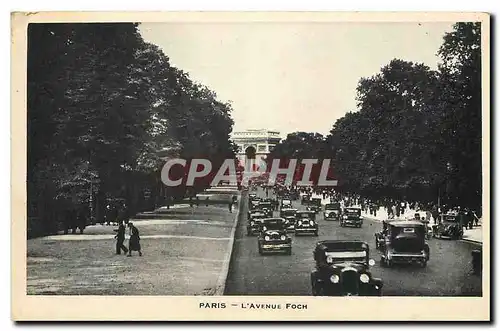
[12,11,490,321]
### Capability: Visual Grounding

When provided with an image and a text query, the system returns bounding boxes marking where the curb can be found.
[460,238,483,245]
[213,192,243,296]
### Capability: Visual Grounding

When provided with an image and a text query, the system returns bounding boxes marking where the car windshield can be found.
[261,221,284,230]
[325,204,340,209]
[259,203,272,208]
[282,200,291,204]
[443,215,459,222]
[345,208,361,215]
[298,213,314,219]
[324,250,367,264]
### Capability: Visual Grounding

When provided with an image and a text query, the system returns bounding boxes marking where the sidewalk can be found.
[462,225,483,244]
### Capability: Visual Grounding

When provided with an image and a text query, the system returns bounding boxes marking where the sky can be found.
[139,22,454,137]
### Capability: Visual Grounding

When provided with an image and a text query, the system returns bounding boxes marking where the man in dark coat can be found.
[127,222,142,257]
[114,222,128,255]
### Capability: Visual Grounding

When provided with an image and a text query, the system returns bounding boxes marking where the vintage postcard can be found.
[11,11,490,321]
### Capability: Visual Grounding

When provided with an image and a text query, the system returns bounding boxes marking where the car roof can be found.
[389,220,425,227]
[315,240,368,251]
[261,217,285,223]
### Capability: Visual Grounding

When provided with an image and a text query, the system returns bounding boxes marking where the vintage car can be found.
[280,199,293,210]
[247,211,267,236]
[380,220,430,268]
[261,198,277,211]
[310,240,383,296]
[256,202,274,218]
[249,196,261,211]
[374,220,391,250]
[280,208,298,232]
[257,218,292,255]
[249,193,258,200]
[340,207,363,227]
[295,211,319,236]
[289,189,300,200]
[306,198,323,213]
[324,202,342,221]
[435,212,464,240]
[301,194,311,205]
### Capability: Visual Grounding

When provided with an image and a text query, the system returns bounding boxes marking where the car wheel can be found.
[420,260,427,268]
[286,248,292,255]
[258,246,263,255]
[314,230,319,236]
[380,256,386,267]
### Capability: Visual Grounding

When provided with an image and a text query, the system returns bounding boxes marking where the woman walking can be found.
[127,222,142,257]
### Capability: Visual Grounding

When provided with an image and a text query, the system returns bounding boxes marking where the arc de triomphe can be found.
[231,129,282,167]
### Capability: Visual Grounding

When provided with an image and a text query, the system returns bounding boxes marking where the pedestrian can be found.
[127,222,142,257]
[473,211,479,226]
[114,221,128,255]
[229,195,237,213]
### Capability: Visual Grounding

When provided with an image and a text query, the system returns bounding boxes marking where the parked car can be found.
[380,220,430,268]
[295,211,319,236]
[310,240,383,296]
[257,218,292,255]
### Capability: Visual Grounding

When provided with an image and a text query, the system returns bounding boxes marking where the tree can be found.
[436,22,482,212]
[27,23,237,236]
[326,59,442,200]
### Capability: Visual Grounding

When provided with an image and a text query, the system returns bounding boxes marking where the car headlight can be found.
[360,274,370,283]
[343,215,348,219]
[263,226,267,231]
[264,235,270,241]
[330,274,340,283]
[280,235,286,241]
[298,221,302,226]
[251,221,254,225]
[309,220,314,226]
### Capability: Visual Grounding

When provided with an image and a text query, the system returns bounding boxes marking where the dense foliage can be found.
[27,23,236,235]
[269,23,482,213]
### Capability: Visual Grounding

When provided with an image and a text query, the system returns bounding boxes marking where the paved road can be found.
[225,188,482,296]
